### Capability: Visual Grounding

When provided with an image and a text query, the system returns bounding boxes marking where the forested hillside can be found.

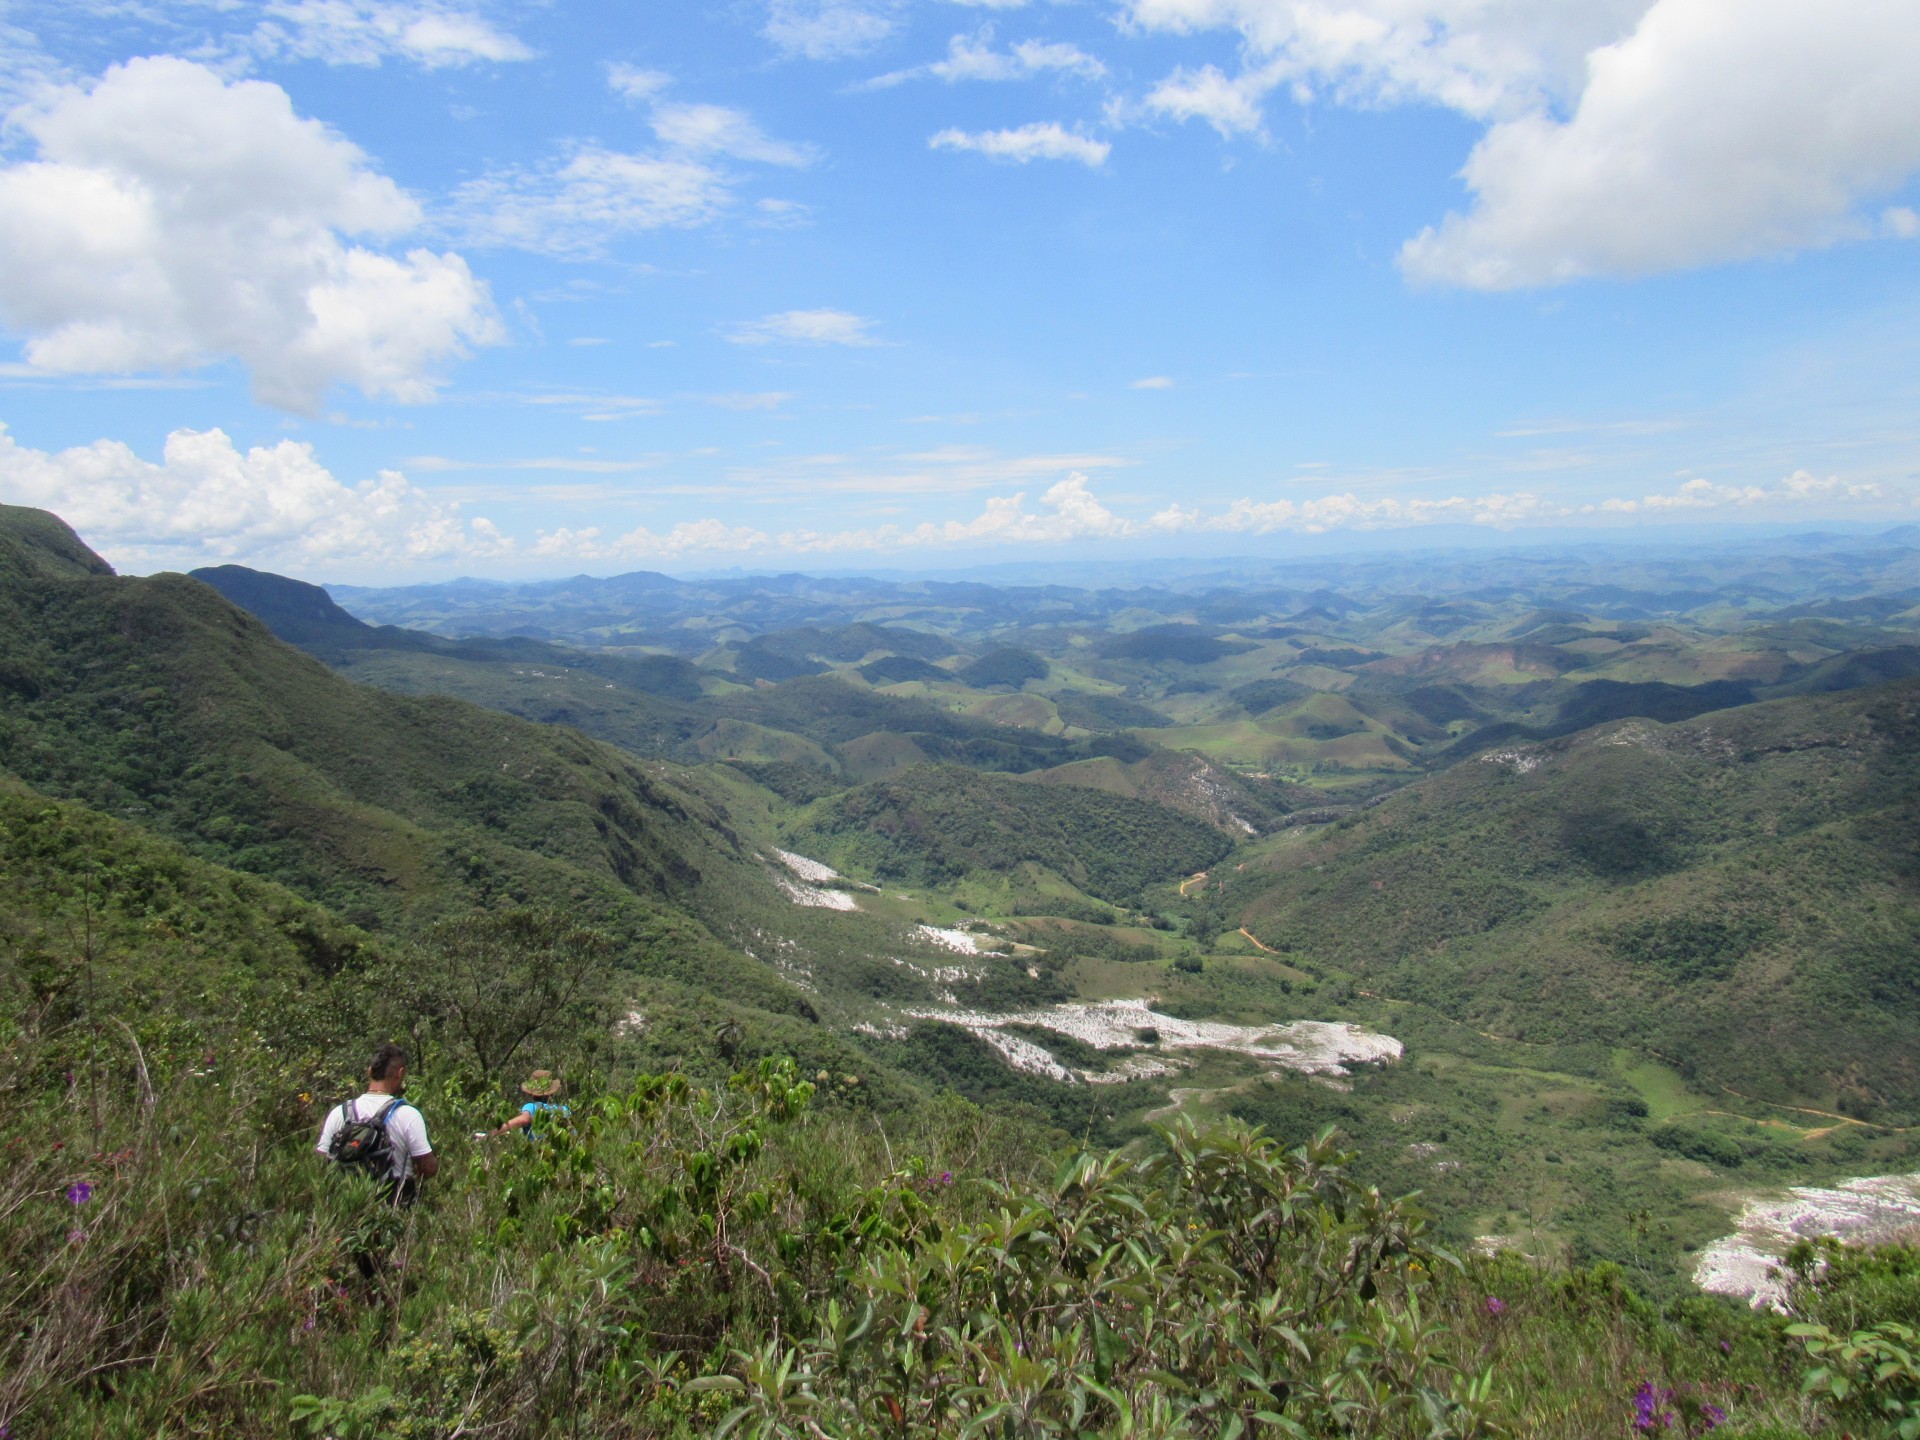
[0,507,810,1017]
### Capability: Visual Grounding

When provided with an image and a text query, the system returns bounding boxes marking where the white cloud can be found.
[1123,0,1639,120]
[0,422,508,569]
[520,465,1903,562]
[782,473,1130,552]
[1401,0,1920,287]
[868,28,1106,86]
[650,102,817,167]
[726,309,882,346]
[606,63,671,102]
[930,121,1110,166]
[459,79,812,255]
[764,0,898,59]
[258,1,533,68]
[1145,64,1267,137]
[448,147,731,257]
[1131,375,1175,389]
[0,57,498,412]
[1600,470,1889,513]
[13,422,1899,571]
[1129,0,1920,286]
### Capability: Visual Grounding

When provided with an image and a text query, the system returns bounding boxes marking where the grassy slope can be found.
[0,772,377,1022]
[1225,680,1920,1120]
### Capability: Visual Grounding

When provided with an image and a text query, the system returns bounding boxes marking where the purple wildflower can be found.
[1718,1338,1731,1354]
[1633,1382,1662,1432]
[1702,1403,1726,1430]
[1484,1296,1506,1317]
[941,1171,953,1185]
[66,1180,92,1205]
[67,1228,87,1245]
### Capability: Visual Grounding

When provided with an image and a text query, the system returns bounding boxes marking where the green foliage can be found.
[1787,1320,1920,1437]
[1787,1239,1920,1334]
[391,908,616,1079]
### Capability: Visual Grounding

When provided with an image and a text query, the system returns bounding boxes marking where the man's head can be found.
[367,1042,409,1094]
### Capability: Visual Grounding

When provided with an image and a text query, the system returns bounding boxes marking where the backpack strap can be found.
[374,1097,407,1128]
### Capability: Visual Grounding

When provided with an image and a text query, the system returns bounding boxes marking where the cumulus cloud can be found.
[1400,0,1920,287]
[930,122,1110,166]
[1128,0,1920,285]
[1599,470,1890,513]
[8,418,1899,570]
[0,57,498,412]
[725,309,882,346]
[256,1,533,68]
[1145,64,1267,137]
[0,422,508,570]
[868,28,1107,86]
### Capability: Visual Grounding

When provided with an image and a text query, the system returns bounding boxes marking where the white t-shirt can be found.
[316,1092,433,1181]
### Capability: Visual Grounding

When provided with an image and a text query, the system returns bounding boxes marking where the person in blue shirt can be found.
[485,1070,570,1139]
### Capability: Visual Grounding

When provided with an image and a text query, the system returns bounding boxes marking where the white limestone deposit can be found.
[773,849,842,884]
[774,875,859,911]
[914,924,989,954]
[904,998,1400,1081]
[1695,1171,1920,1310]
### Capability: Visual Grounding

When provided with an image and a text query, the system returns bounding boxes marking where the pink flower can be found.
[1484,1297,1506,1316]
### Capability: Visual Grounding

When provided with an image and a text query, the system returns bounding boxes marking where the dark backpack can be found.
[327,1097,407,1178]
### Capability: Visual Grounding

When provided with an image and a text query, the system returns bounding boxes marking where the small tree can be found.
[403,909,615,1081]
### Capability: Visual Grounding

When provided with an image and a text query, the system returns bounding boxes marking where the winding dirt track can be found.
[1178,872,1209,897]
[1237,926,1281,954]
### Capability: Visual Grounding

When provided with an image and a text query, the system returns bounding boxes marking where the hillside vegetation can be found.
[0,508,810,1018]
[10,506,1920,1434]
[797,763,1233,901]
[1225,683,1920,1120]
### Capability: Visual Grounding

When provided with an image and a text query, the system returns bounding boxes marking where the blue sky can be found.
[0,0,1916,578]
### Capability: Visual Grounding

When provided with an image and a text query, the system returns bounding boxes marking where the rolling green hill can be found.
[1225,679,1920,1120]
[796,762,1233,901]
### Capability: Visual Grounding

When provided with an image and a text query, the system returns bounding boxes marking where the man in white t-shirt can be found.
[315,1042,439,1203]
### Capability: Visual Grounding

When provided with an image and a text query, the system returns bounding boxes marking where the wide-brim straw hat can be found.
[520,1070,562,1098]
